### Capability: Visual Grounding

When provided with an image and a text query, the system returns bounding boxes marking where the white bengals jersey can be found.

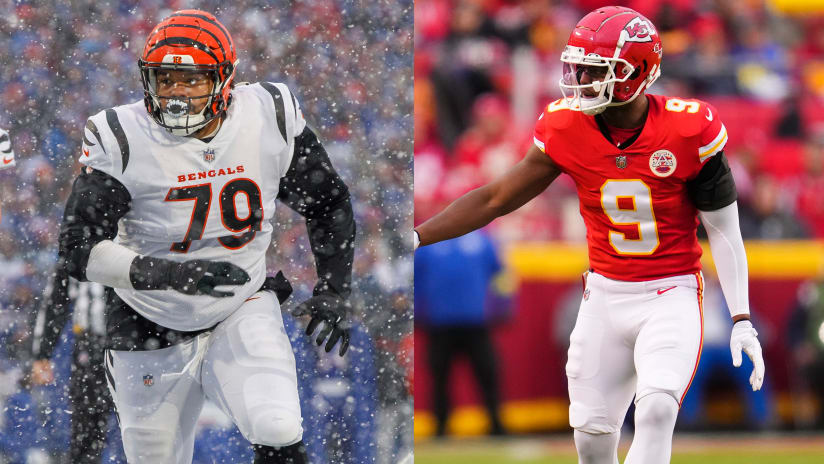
[79,82,306,331]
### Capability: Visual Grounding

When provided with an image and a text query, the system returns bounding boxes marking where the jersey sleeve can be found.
[59,169,132,281]
[259,82,308,178]
[80,110,128,178]
[532,110,547,153]
[697,102,727,165]
[0,127,15,170]
[532,99,575,171]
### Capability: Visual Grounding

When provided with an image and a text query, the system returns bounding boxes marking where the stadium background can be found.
[0,1,412,463]
[414,0,824,461]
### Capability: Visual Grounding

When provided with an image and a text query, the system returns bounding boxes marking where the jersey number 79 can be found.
[165,178,263,253]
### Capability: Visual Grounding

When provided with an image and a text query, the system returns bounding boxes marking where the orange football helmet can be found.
[138,10,238,135]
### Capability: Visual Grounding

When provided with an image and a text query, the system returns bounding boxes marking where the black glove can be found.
[130,256,250,297]
[292,293,351,356]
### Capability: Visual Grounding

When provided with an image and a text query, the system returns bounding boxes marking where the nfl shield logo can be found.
[615,155,627,169]
[143,374,154,387]
[202,148,215,163]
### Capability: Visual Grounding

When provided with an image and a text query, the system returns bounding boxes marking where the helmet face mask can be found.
[559,7,662,116]
[139,10,237,136]
[140,64,219,136]
[559,46,637,115]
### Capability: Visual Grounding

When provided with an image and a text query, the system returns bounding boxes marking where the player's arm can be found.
[688,151,764,390]
[27,264,72,385]
[59,169,249,297]
[415,145,561,247]
[278,126,355,355]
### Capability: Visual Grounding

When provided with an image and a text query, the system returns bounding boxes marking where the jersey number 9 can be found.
[600,179,660,255]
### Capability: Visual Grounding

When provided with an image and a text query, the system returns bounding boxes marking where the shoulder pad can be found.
[81,108,131,177]
[661,97,711,139]
[544,99,577,131]
[258,82,307,140]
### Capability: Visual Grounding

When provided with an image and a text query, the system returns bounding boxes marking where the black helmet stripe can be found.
[170,13,233,54]
[148,37,219,63]
[157,24,225,61]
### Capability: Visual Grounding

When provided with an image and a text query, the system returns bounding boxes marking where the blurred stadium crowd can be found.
[414,0,824,434]
[0,0,412,462]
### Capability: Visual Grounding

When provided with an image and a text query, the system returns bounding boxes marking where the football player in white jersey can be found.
[0,126,14,222]
[58,10,355,464]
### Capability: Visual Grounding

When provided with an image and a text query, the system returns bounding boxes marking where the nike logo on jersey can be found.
[657,286,677,295]
[245,296,260,302]
[706,107,713,121]
[2,156,12,164]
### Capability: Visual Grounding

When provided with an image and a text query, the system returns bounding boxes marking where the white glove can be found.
[730,320,765,391]
[413,230,420,250]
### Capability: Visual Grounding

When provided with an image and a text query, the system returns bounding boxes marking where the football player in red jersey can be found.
[414,6,764,463]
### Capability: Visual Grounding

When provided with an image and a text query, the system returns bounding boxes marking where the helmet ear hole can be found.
[629,67,641,80]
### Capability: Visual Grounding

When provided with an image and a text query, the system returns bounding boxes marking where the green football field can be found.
[414,434,824,464]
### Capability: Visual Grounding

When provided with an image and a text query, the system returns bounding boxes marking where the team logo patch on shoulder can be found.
[202,148,215,163]
[649,150,676,177]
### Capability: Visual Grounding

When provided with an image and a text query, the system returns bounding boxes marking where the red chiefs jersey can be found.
[533,94,728,281]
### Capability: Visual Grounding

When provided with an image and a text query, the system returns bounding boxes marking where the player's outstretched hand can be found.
[170,259,251,297]
[292,294,351,356]
[730,320,765,391]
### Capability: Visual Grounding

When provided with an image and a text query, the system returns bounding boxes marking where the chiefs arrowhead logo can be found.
[622,17,655,43]
[2,156,12,164]
[82,148,90,157]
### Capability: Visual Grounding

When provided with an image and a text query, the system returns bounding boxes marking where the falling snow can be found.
[0,1,413,463]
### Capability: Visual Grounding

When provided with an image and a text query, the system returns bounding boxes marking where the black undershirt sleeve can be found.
[687,151,738,211]
[58,169,132,281]
[277,127,356,299]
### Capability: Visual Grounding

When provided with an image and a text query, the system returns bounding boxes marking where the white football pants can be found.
[104,290,302,464]
[566,271,704,436]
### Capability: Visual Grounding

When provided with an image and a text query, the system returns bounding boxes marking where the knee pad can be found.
[634,392,678,428]
[568,401,619,434]
[122,427,176,463]
[244,410,303,447]
[568,385,622,434]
